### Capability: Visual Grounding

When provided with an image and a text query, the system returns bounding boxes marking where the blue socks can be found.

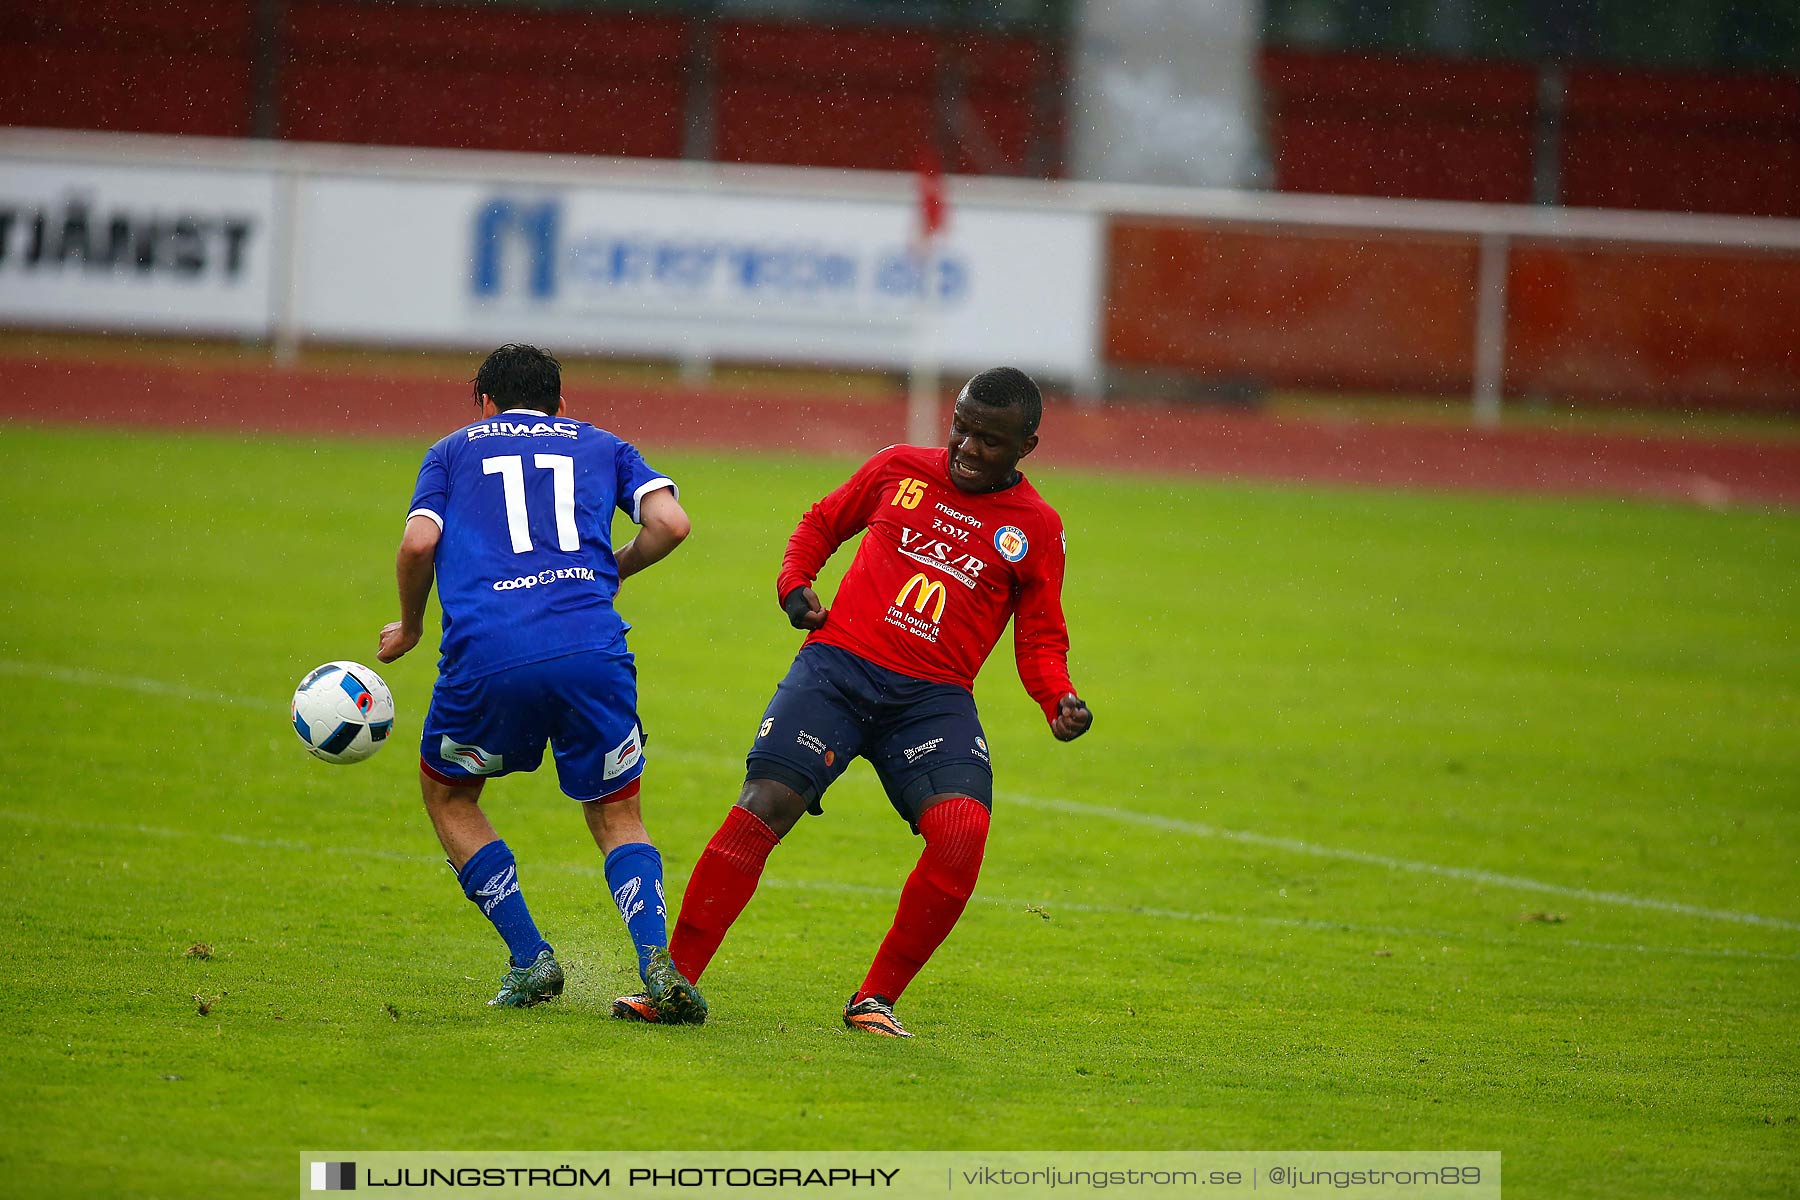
[604,842,669,982]
[457,840,552,968]
[456,838,668,982]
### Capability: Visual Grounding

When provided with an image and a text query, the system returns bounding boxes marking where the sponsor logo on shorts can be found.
[796,730,827,756]
[604,724,642,779]
[973,735,989,763]
[441,737,504,775]
[824,750,835,767]
[758,717,774,738]
[903,737,944,764]
[492,566,597,591]
[995,526,1028,562]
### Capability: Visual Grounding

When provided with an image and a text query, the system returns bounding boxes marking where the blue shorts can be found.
[745,643,992,827]
[420,649,644,802]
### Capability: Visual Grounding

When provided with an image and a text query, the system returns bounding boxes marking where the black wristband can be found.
[782,587,813,628]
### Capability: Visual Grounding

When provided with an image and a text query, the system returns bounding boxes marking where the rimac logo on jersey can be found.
[995,526,1028,562]
[604,724,642,779]
[467,419,580,441]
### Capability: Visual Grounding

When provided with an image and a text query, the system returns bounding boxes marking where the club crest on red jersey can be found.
[994,526,1028,562]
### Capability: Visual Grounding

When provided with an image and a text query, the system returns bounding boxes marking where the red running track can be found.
[4,354,1798,509]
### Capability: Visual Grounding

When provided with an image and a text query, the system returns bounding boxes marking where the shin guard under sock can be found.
[857,797,990,1004]
[457,839,552,968]
[668,806,781,983]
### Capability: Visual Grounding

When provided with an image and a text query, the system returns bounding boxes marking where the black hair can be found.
[473,344,562,414]
[960,366,1042,438]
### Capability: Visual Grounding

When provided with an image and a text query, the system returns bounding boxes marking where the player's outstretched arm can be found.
[378,514,441,663]
[616,487,691,581]
[781,586,829,631]
[1050,693,1093,742]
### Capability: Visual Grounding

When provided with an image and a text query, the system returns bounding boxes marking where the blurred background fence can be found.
[3,0,1797,416]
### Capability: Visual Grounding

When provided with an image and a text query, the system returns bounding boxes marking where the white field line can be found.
[9,657,1797,935]
[752,876,1800,965]
[1005,794,1800,933]
[0,805,1793,964]
[0,660,268,707]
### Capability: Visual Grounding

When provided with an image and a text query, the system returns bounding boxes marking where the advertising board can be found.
[295,175,1100,377]
[0,158,276,335]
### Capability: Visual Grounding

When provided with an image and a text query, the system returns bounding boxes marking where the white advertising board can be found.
[296,175,1100,377]
[0,158,276,335]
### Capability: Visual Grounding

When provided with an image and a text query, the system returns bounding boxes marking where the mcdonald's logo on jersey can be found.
[895,573,948,622]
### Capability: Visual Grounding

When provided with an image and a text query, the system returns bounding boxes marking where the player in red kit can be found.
[613,367,1092,1036]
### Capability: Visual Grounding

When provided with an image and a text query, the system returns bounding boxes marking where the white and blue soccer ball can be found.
[291,660,395,764]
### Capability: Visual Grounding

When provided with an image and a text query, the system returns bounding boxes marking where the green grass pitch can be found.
[0,424,1795,1198]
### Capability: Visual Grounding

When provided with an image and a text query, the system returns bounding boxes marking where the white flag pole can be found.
[906,231,941,448]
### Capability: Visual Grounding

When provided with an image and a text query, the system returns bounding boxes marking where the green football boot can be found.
[487,948,565,1008]
[642,947,707,1025]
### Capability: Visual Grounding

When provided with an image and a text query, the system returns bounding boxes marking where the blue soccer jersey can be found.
[406,409,674,681]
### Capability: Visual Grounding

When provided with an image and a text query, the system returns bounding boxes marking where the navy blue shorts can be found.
[745,643,992,827]
[420,648,644,802]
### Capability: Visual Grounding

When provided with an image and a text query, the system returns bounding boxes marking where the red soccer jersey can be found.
[777,444,1076,725]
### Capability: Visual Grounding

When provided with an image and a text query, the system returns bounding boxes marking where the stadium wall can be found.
[3,131,1800,413]
[1260,50,1800,219]
[0,1,1059,180]
[1104,216,1800,410]
[0,133,1098,380]
[5,1,1791,218]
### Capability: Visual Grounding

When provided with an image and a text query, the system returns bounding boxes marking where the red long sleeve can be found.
[777,445,1076,726]
[777,446,899,602]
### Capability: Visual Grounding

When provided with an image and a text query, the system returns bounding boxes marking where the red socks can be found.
[856,797,990,1005]
[669,805,781,983]
[672,797,991,1003]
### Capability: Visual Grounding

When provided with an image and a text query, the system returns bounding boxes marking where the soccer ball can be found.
[291,660,395,764]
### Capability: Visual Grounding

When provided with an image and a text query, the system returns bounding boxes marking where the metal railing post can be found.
[1471,232,1510,428]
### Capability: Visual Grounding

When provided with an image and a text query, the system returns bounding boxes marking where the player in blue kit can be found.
[376,344,706,1022]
